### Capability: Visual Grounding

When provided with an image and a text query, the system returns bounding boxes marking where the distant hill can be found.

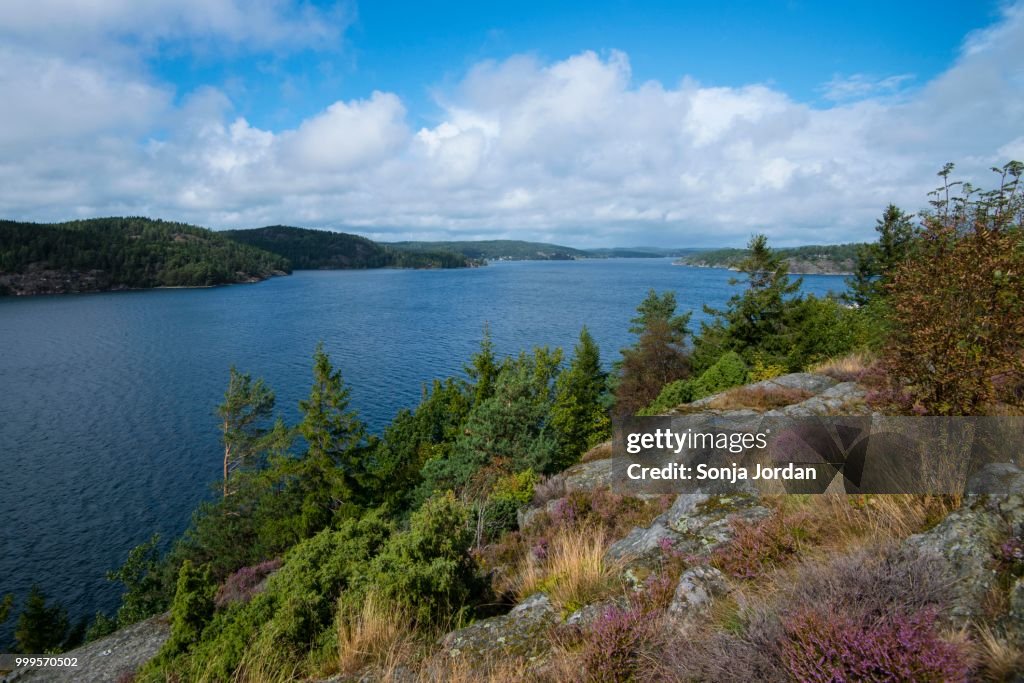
[387,239,587,261]
[224,226,472,270]
[0,217,290,296]
[585,247,706,258]
[675,243,863,274]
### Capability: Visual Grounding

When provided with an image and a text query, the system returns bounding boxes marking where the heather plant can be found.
[709,512,809,580]
[579,605,655,683]
[780,607,969,682]
[664,546,955,682]
[214,558,283,608]
[997,535,1024,577]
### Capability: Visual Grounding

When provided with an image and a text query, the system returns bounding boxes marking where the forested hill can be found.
[676,243,864,274]
[223,226,473,269]
[386,239,588,261]
[0,217,290,296]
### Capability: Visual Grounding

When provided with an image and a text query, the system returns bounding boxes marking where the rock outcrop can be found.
[3,614,170,683]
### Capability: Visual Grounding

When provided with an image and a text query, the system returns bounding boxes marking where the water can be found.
[0,259,845,644]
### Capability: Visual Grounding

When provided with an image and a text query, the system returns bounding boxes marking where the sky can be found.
[1,0,1022,247]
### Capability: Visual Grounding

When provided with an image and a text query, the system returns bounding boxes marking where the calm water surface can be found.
[0,259,845,644]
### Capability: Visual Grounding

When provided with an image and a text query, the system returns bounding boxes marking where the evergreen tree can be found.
[217,367,283,497]
[107,534,167,627]
[694,234,801,370]
[421,347,563,494]
[292,343,368,530]
[550,327,610,468]
[615,319,691,416]
[465,324,499,406]
[163,561,216,656]
[615,290,692,416]
[846,204,917,306]
[629,289,691,339]
[14,586,68,653]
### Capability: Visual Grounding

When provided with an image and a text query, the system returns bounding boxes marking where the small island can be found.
[676,243,862,275]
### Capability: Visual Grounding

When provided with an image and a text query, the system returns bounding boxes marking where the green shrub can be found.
[359,492,483,626]
[482,469,540,538]
[692,352,748,400]
[148,513,393,681]
[638,378,695,415]
[164,561,216,656]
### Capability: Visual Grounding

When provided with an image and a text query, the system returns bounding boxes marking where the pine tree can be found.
[629,289,691,339]
[616,290,692,416]
[551,327,610,468]
[217,367,280,497]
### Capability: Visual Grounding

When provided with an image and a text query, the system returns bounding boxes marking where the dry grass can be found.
[581,440,612,463]
[703,385,814,411]
[511,524,622,612]
[773,493,958,550]
[400,653,541,682]
[336,592,416,676]
[975,624,1024,682]
[809,350,874,382]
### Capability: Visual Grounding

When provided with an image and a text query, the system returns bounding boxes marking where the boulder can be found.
[667,566,730,629]
[904,463,1024,623]
[440,593,557,661]
[605,492,769,578]
[562,458,613,494]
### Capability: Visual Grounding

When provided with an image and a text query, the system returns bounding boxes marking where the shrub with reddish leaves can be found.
[710,513,806,580]
[214,558,282,608]
[580,605,654,683]
[781,607,969,683]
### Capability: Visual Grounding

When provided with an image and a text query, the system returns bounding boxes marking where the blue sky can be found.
[1,0,1021,246]
[150,1,1003,130]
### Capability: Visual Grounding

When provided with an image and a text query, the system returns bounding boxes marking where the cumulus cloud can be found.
[0,1,1022,246]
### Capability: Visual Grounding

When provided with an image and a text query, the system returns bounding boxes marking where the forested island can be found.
[3,162,1021,683]
[0,218,291,296]
[223,226,475,270]
[676,242,863,274]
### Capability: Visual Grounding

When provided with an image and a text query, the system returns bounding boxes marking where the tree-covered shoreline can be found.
[0,217,291,296]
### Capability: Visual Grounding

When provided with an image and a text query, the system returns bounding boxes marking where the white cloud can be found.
[821,73,915,102]
[0,2,1023,246]
[0,0,349,53]
[284,92,408,171]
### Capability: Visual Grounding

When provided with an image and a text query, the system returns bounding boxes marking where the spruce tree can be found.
[551,327,610,468]
[293,343,368,529]
[847,204,917,306]
[695,233,800,369]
